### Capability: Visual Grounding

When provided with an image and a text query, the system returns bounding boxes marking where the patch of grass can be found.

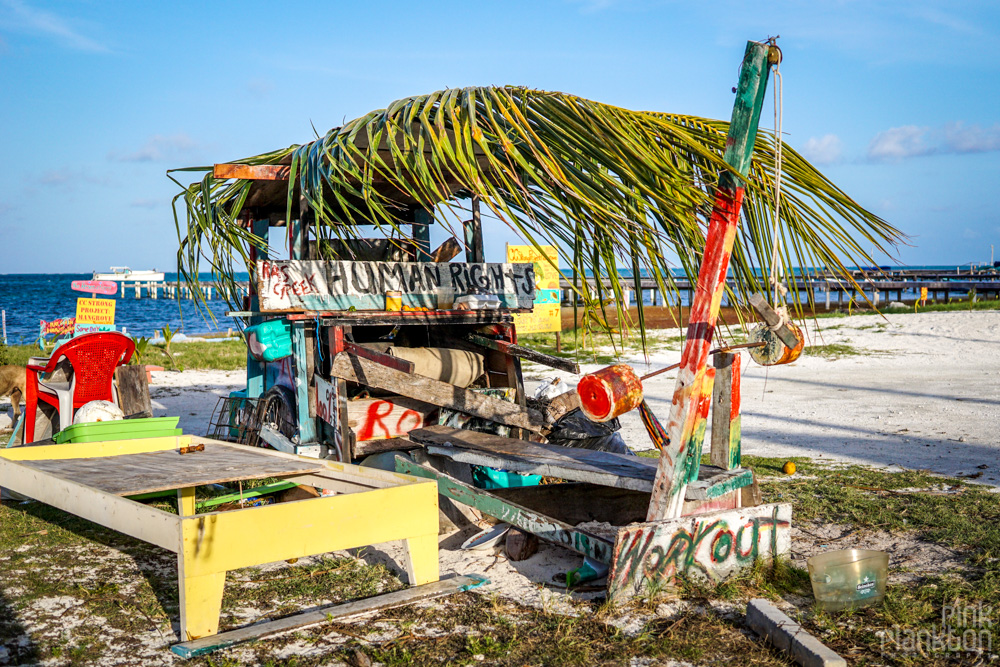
[806,343,863,359]
[2,339,248,370]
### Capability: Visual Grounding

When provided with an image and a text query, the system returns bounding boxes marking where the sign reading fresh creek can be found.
[256,260,536,312]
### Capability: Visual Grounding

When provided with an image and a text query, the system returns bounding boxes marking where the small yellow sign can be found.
[506,244,560,334]
[76,298,116,326]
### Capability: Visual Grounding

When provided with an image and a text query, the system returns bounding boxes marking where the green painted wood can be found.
[171,574,489,659]
[247,219,270,399]
[292,322,317,444]
[195,480,298,509]
[718,41,774,190]
[395,456,615,563]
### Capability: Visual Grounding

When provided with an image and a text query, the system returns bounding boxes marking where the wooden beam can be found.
[710,352,741,470]
[395,457,615,563]
[330,353,547,433]
[431,237,462,263]
[213,163,290,181]
[343,341,414,374]
[747,293,801,349]
[465,196,485,263]
[465,334,579,374]
[171,574,488,659]
[647,40,774,521]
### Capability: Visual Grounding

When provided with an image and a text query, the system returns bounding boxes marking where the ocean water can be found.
[0,273,248,345]
[0,265,989,346]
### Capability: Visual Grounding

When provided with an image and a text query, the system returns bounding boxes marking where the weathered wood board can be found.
[256,260,536,312]
[396,457,616,563]
[410,425,658,491]
[347,397,436,441]
[20,444,324,496]
[607,503,792,602]
[330,355,546,433]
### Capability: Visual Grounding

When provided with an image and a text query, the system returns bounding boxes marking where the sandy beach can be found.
[147,308,1000,486]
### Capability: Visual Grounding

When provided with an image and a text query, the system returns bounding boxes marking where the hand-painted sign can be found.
[256,260,535,312]
[315,375,338,427]
[506,244,560,334]
[607,503,792,601]
[75,297,116,335]
[71,280,118,296]
[40,317,76,336]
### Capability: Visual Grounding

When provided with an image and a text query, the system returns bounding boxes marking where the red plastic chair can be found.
[24,331,136,442]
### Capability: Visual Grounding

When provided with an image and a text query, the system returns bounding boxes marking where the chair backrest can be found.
[51,332,136,405]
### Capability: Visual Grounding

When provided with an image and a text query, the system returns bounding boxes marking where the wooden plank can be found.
[171,574,489,659]
[490,483,650,525]
[465,334,579,374]
[465,196,485,263]
[330,354,547,433]
[608,503,792,602]
[0,436,187,461]
[742,472,763,507]
[545,390,581,424]
[259,425,321,458]
[747,293,801,349]
[647,40,773,521]
[354,437,421,457]
[395,457,615,563]
[0,457,180,551]
[114,365,153,416]
[347,397,435,441]
[19,443,324,496]
[409,425,657,491]
[710,352,741,470]
[213,163,290,181]
[255,259,536,312]
[344,341,414,374]
[431,237,462,263]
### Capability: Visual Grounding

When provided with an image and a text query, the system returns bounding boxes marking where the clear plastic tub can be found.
[807,548,889,612]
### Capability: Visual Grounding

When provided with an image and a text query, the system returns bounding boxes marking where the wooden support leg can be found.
[403,534,440,586]
[710,352,742,470]
[177,487,226,641]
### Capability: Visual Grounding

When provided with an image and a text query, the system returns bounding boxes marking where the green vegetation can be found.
[3,457,996,665]
[2,339,247,371]
[171,84,901,346]
[806,343,864,359]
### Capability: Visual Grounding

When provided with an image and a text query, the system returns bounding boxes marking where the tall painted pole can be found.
[646,40,777,520]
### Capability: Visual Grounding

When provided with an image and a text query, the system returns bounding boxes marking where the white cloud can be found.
[943,122,1000,154]
[798,134,843,165]
[108,133,201,163]
[867,125,929,161]
[37,168,110,188]
[867,122,1000,162]
[0,0,108,53]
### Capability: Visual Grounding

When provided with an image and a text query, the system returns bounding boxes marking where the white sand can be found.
[146,309,1000,484]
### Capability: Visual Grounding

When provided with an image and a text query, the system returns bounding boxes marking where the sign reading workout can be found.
[505,244,560,334]
[75,298,116,335]
[256,260,535,312]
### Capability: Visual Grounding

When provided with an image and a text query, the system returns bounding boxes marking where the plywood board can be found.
[20,443,324,496]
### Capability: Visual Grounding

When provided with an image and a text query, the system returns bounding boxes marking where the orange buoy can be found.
[748,320,805,366]
[578,364,643,422]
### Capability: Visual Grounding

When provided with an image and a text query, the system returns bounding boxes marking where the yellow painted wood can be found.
[0,458,180,551]
[0,436,191,461]
[178,487,196,516]
[180,481,440,577]
[179,571,226,640]
[404,533,440,586]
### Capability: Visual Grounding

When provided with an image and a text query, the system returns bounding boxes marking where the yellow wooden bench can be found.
[0,435,439,641]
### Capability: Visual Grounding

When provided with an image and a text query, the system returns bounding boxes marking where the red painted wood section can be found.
[647,185,744,520]
[214,163,290,181]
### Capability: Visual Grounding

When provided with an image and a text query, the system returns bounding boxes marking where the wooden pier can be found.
[113,281,248,300]
[558,271,1000,309]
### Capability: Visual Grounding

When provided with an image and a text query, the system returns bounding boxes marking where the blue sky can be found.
[1,0,998,273]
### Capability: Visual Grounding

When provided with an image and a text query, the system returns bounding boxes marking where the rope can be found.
[769,57,785,306]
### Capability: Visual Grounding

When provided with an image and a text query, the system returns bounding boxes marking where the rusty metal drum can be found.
[748,320,805,366]
[578,364,643,423]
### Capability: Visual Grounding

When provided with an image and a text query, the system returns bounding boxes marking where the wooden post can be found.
[114,365,153,417]
[465,196,485,263]
[647,40,774,521]
[247,219,269,400]
[291,200,317,445]
[709,352,741,470]
[413,208,432,262]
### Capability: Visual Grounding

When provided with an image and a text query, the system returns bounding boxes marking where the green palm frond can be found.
[169,86,903,336]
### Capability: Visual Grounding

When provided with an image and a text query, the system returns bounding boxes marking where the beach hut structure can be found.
[172,38,901,599]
